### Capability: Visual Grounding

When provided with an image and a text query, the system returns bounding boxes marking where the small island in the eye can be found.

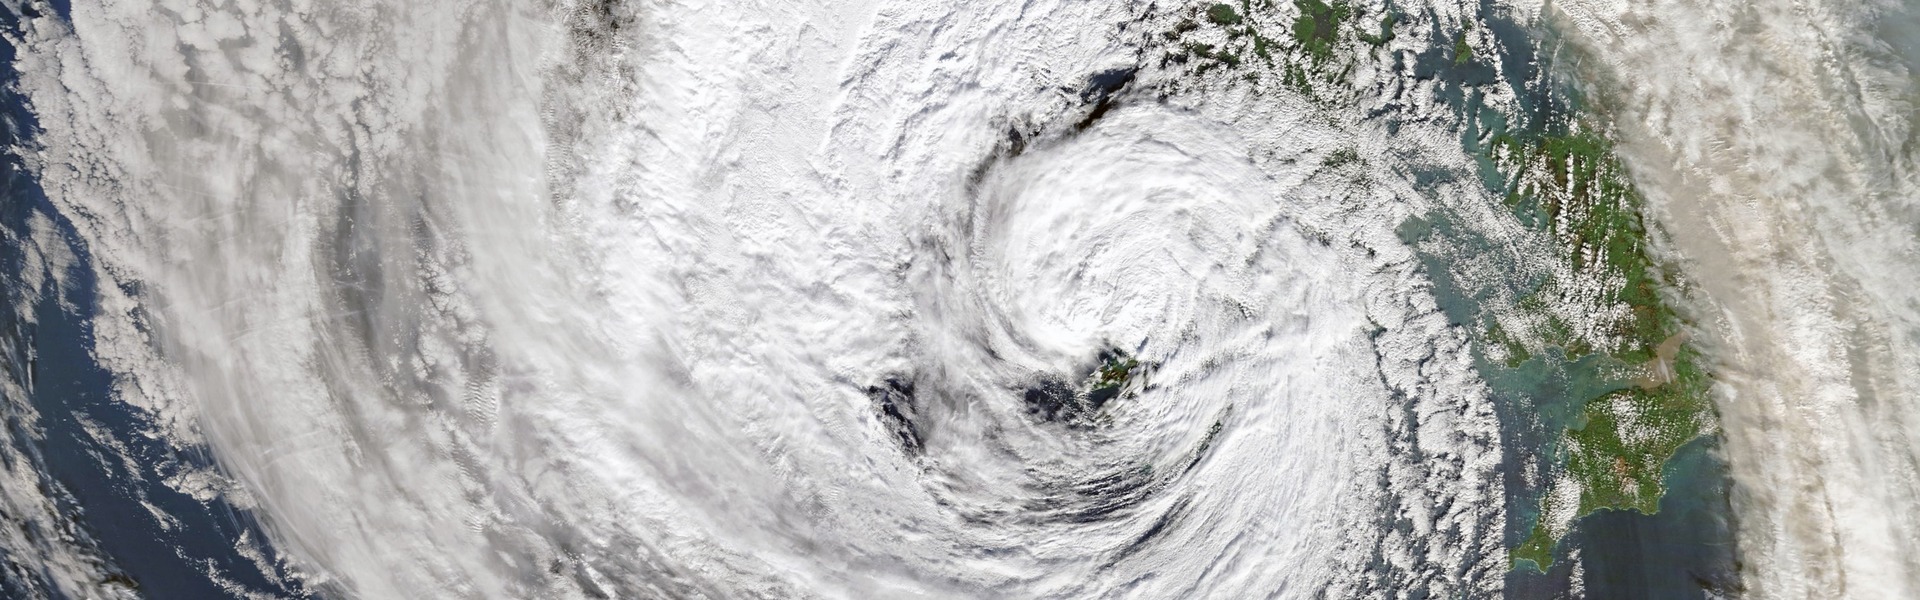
[1086,349,1141,408]
[1022,347,1146,427]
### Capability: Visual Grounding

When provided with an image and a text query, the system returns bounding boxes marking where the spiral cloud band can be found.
[0,0,1915,597]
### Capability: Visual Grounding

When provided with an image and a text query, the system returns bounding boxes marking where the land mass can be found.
[1147,0,1716,572]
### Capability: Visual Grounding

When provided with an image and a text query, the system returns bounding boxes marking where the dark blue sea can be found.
[0,3,302,597]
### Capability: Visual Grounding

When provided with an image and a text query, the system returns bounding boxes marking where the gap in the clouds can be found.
[1021,346,1146,429]
[1385,2,1741,596]
[0,5,303,597]
[20,251,302,598]
[1074,67,1139,131]
[1878,7,1920,77]
[867,377,924,455]
[869,344,1150,448]
[1572,435,1740,598]
[1411,204,1739,598]
[0,100,113,600]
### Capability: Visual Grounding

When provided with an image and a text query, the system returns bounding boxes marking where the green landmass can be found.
[1207,3,1244,25]
[1490,129,1713,571]
[1357,13,1397,47]
[1091,352,1141,393]
[1291,0,1351,64]
[1147,1,1714,572]
[1510,520,1557,573]
[1156,0,1365,95]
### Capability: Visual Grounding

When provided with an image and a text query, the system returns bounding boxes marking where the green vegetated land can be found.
[1091,352,1142,393]
[1153,0,1713,573]
[1159,0,1392,98]
[1490,128,1712,572]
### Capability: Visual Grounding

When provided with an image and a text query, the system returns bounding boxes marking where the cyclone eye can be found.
[1022,376,1080,423]
[1085,348,1142,407]
[1021,346,1144,428]
[866,377,923,454]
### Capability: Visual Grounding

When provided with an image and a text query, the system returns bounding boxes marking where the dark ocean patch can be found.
[0,5,305,597]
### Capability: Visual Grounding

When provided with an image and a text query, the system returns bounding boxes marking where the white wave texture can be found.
[8,0,1504,596]
[1553,0,1920,596]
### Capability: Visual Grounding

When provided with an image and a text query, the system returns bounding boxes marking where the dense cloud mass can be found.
[0,0,1914,597]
